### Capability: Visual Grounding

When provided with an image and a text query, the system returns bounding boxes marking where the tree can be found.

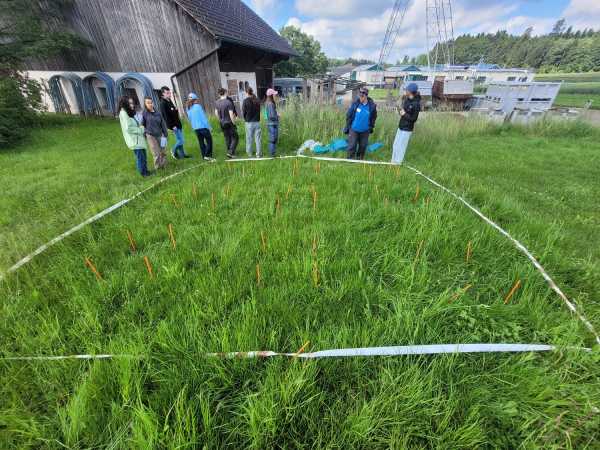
[274,26,328,77]
[522,27,533,38]
[0,0,87,147]
[550,19,566,36]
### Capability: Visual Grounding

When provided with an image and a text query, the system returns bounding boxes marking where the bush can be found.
[0,76,41,149]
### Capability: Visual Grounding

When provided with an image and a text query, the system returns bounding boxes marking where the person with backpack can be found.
[159,86,189,159]
[264,88,281,157]
[186,93,215,162]
[242,87,262,158]
[344,87,378,160]
[215,87,238,159]
[118,96,150,177]
[142,96,168,170]
[392,83,421,164]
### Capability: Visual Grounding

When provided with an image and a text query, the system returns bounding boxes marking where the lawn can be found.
[535,72,600,83]
[1,108,600,448]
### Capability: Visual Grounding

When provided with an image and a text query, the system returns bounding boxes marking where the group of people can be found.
[119,82,421,177]
[345,83,421,164]
[118,86,281,176]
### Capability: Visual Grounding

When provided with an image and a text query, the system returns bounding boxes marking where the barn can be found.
[25,0,297,115]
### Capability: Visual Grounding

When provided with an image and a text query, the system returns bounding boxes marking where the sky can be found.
[241,0,600,62]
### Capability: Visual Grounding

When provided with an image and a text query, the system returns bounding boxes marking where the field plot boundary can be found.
[2,155,598,345]
[1,344,591,362]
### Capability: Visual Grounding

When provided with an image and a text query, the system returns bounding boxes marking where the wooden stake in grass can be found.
[168,223,176,250]
[466,240,473,263]
[126,230,137,252]
[260,231,267,252]
[275,194,281,214]
[143,256,154,279]
[504,279,522,304]
[412,184,421,203]
[84,257,103,281]
[192,182,198,198]
[414,239,425,263]
[450,284,473,302]
[285,184,292,200]
[211,192,216,211]
[294,340,310,357]
[256,263,262,287]
[312,189,318,211]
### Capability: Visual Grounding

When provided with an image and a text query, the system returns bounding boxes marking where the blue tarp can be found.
[311,137,384,154]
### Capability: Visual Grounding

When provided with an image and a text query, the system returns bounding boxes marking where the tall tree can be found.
[0,0,86,147]
[550,19,567,36]
[274,26,328,77]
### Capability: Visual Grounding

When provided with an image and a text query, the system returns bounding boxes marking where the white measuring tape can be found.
[1,343,590,361]
[1,155,598,345]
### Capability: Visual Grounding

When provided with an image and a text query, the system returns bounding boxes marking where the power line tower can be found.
[378,0,411,68]
[426,0,455,73]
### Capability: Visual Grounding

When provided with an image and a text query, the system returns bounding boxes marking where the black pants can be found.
[347,129,370,160]
[195,128,213,158]
[220,122,238,155]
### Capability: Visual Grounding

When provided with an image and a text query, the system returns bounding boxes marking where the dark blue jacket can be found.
[345,97,378,134]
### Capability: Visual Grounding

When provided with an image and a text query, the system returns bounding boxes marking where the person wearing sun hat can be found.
[264,88,280,157]
[392,82,421,164]
[344,86,378,160]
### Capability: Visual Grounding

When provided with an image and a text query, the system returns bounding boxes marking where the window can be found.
[295,86,304,94]
[519,77,528,82]
[97,87,108,108]
[531,98,551,102]
[455,76,464,80]
[507,76,516,81]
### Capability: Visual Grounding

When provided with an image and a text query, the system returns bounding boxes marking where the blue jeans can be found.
[171,127,187,159]
[267,124,278,156]
[133,148,148,176]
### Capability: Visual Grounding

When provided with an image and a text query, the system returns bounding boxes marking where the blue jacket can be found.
[187,103,211,130]
[345,97,378,134]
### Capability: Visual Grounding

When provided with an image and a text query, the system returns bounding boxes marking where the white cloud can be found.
[294,0,392,18]
[563,0,600,29]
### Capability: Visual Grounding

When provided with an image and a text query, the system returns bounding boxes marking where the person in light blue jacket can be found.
[186,93,214,162]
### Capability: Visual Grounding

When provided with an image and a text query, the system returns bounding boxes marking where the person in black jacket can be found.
[159,86,189,159]
[344,87,378,160]
[391,83,421,164]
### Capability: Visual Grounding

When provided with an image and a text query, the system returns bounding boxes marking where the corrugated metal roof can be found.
[353,64,380,72]
[173,0,297,56]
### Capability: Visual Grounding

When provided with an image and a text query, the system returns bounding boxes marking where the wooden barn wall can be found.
[175,53,221,112]
[27,0,216,72]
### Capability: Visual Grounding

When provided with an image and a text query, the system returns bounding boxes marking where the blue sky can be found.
[242,0,599,61]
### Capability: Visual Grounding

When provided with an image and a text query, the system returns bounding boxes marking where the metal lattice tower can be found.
[426,0,455,73]
[378,0,411,68]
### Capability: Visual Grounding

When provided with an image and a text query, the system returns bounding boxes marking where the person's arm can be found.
[228,107,236,122]
[140,111,147,128]
[369,102,378,133]
[214,108,219,118]
[344,104,355,133]
[160,115,168,137]
[159,101,169,127]
[403,103,418,122]
[241,99,247,119]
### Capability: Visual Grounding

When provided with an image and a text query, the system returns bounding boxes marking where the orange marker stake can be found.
[412,184,420,203]
[294,340,310,357]
[84,257,103,281]
[414,239,425,263]
[504,279,522,304]
[285,184,292,200]
[143,256,154,278]
[466,241,473,263]
[126,230,137,252]
[256,263,262,287]
[168,224,176,250]
[211,192,216,211]
[312,260,320,287]
[450,284,473,302]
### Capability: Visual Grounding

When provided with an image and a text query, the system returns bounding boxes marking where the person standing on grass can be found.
[344,87,378,160]
[242,87,262,158]
[215,87,238,159]
[142,97,168,170]
[118,96,150,177]
[264,88,280,157]
[159,86,189,159]
[186,93,215,162]
[391,83,421,165]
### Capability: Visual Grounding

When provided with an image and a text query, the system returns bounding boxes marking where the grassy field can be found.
[535,72,600,83]
[1,108,600,447]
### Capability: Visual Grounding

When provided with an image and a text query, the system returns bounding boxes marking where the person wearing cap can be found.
[186,93,215,162]
[215,87,238,159]
[392,82,421,164]
[264,88,280,157]
[344,87,378,160]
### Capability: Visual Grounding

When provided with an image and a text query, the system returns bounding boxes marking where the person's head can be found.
[218,87,227,98]
[143,97,154,111]
[358,87,369,102]
[405,83,419,98]
[266,88,278,103]
[119,96,136,117]
[246,87,255,97]
[160,86,172,100]
[186,92,199,109]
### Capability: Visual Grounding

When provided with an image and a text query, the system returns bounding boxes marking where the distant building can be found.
[23,0,297,115]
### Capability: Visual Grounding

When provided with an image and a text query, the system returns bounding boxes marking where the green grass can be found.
[535,72,600,83]
[1,108,600,448]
